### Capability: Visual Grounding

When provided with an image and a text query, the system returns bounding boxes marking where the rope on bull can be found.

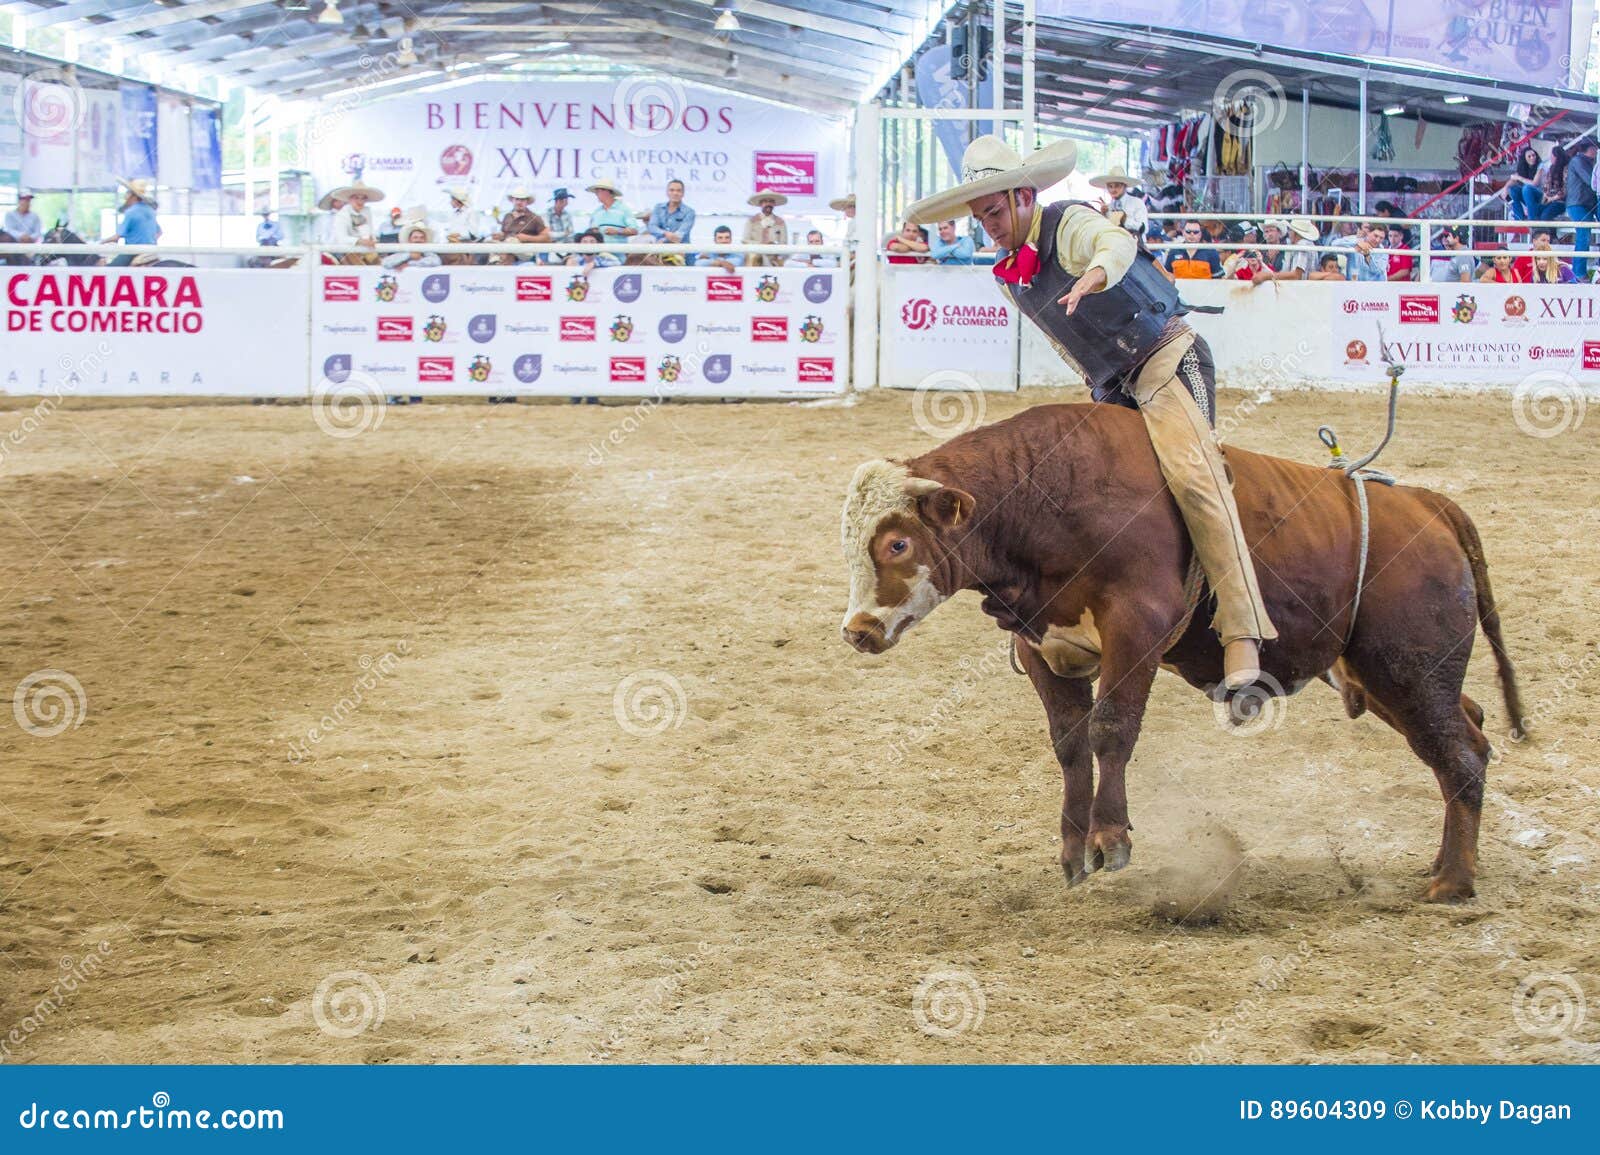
[1317,324,1403,646]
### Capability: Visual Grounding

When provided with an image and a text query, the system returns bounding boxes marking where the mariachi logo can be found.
[797,356,834,383]
[751,316,788,342]
[421,274,451,303]
[423,315,447,343]
[1451,294,1478,324]
[613,273,643,303]
[803,274,833,303]
[609,356,647,383]
[657,355,683,383]
[375,275,399,303]
[560,316,597,341]
[706,275,743,301]
[567,275,590,302]
[798,315,824,343]
[323,276,360,302]
[659,313,687,343]
[469,314,497,343]
[513,354,543,383]
[418,356,454,382]
[468,355,492,383]
[516,275,553,302]
[323,353,353,384]
[610,315,635,342]
[377,316,413,342]
[755,275,781,303]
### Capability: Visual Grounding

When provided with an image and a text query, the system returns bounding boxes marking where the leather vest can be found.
[1001,201,1186,390]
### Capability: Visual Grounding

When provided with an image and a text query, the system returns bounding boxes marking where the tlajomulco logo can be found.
[323,353,353,384]
[702,353,733,384]
[613,273,643,303]
[659,313,687,343]
[468,314,497,343]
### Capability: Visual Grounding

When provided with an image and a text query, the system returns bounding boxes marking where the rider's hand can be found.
[1059,266,1108,314]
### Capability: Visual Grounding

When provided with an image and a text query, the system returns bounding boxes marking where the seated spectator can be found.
[694,225,746,271]
[566,227,621,271]
[1477,248,1525,283]
[1231,249,1268,281]
[1161,222,1223,279]
[1530,241,1577,283]
[1332,222,1388,280]
[1199,217,1235,245]
[785,229,838,268]
[256,209,284,247]
[1429,227,1476,282]
[383,215,441,270]
[1307,253,1346,281]
[928,219,975,265]
[885,221,929,263]
[1385,225,1415,281]
[1506,147,1548,222]
[377,205,402,246]
[1250,217,1319,285]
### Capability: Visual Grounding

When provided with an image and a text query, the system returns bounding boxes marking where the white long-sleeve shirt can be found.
[330,203,374,246]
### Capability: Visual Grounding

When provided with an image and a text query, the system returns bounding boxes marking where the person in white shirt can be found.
[4,190,42,242]
[1088,165,1149,235]
[785,228,839,267]
[442,186,486,242]
[328,180,385,263]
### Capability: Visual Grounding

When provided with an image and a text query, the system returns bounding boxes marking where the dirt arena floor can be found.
[0,384,1596,1065]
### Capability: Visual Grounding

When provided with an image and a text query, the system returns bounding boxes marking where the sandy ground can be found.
[0,385,1596,1065]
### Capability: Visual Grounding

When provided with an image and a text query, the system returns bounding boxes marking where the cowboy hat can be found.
[118,177,154,201]
[828,193,856,211]
[400,214,435,243]
[550,187,572,201]
[506,185,534,201]
[445,185,471,204]
[330,179,386,203]
[16,189,32,200]
[907,135,1077,224]
[748,192,788,207]
[585,178,623,196]
[1088,164,1136,190]
[317,189,343,211]
[1286,217,1320,241]
[1262,217,1290,232]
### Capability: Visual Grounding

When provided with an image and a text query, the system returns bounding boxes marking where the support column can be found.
[852,101,882,392]
[1021,0,1036,152]
[1358,74,1368,215]
[1299,85,1310,214]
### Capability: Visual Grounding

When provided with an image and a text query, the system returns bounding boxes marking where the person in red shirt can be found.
[885,221,929,264]
[1385,226,1415,281]
[1477,248,1526,283]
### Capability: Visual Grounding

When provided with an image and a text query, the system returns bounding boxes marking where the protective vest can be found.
[1000,201,1186,391]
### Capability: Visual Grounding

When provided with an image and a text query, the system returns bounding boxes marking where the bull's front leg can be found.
[1084,624,1162,875]
[1014,637,1095,885]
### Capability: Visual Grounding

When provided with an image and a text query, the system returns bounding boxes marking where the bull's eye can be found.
[889,539,909,556]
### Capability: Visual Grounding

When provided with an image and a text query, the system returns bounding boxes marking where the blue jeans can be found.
[1514,187,1562,221]
[1566,204,1596,278]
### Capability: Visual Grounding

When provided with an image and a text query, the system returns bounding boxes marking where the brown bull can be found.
[840,403,1524,903]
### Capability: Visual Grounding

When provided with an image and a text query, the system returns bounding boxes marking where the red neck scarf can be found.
[991,196,1042,287]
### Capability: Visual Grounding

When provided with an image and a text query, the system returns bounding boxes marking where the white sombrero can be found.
[585,178,623,196]
[329,179,386,203]
[828,193,856,212]
[506,185,533,201]
[748,192,788,207]
[399,206,434,242]
[118,177,154,201]
[1286,217,1320,241]
[445,185,471,204]
[907,134,1078,224]
[1088,164,1137,190]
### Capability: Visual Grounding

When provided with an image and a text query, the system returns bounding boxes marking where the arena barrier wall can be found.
[878,264,1018,391]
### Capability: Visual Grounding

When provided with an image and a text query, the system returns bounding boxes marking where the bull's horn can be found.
[901,476,942,497]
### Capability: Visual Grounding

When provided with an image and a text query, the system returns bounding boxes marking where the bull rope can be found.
[1317,326,1403,647]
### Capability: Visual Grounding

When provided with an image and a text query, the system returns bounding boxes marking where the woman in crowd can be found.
[884,221,929,263]
[1477,248,1526,283]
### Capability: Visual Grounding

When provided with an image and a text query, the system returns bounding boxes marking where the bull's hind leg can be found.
[1015,640,1096,886]
[1083,630,1162,875]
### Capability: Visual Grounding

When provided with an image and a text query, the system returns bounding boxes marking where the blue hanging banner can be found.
[119,84,158,181]
[913,42,995,182]
[188,106,222,192]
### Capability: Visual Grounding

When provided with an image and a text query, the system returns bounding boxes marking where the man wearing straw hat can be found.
[443,186,487,242]
[1249,217,1320,284]
[328,179,385,264]
[1087,164,1148,235]
[907,135,1276,688]
[106,178,161,266]
[586,178,638,244]
[744,193,789,266]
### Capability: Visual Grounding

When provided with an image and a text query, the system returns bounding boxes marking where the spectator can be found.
[928,219,975,265]
[586,179,637,244]
[1429,227,1476,282]
[327,179,382,264]
[1231,249,1268,281]
[1530,232,1577,283]
[1385,225,1415,281]
[885,221,929,263]
[1222,221,1263,276]
[1199,217,1235,245]
[1258,219,1288,272]
[378,206,402,245]
[1088,164,1148,235]
[255,208,284,247]
[443,186,487,241]
[1372,200,1402,221]
[5,190,41,242]
[695,225,746,271]
[1506,146,1545,221]
[646,179,695,246]
[1563,137,1597,278]
[829,194,856,221]
[383,214,441,270]
[1307,253,1346,281]
[1159,217,1183,244]
[1477,248,1525,283]
[566,227,621,271]
[493,186,549,265]
[786,229,838,268]
[1162,221,1224,279]
[1333,221,1388,281]
[1249,218,1319,286]
[107,177,162,266]
[1540,145,1570,221]
[545,188,576,246]
[743,193,789,266]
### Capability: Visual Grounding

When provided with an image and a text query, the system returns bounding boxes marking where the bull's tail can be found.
[1443,501,1527,740]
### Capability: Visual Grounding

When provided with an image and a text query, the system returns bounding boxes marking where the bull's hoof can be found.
[1423,875,1476,904]
[1063,864,1092,888]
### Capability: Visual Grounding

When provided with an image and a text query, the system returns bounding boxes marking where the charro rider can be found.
[906,135,1275,689]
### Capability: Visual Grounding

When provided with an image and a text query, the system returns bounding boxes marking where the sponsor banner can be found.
[119,84,159,182]
[307,78,849,218]
[1330,283,1600,381]
[1,268,309,396]
[310,264,847,396]
[0,74,19,188]
[20,76,76,190]
[881,264,1018,391]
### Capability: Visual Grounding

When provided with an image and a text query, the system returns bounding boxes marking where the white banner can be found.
[75,88,122,191]
[1328,283,1600,384]
[157,94,193,192]
[2,268,310,396]
[311,263,847,398]
[20,76,76,190]
[880,264,1017,391]
[309,78,850,223]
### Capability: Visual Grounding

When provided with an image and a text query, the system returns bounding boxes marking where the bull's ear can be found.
[919,486,975,529]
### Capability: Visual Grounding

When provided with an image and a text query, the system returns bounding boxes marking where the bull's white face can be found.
[839,460,953,654]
